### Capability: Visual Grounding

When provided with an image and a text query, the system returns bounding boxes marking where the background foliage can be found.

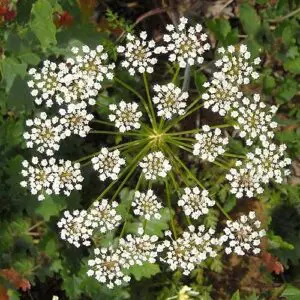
[0,0,299,299]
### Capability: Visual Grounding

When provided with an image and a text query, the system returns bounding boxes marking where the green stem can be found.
[163,103,204,133]
[91,119,115,126]
[166,128,203,136]
[210,124,233,129]
[172,65,180,83]
[223,153,246,159]
[110,143,152,202]
[212,160,230,170]
[270,7,300,23]
[119,173,144,238]
[109,138,150,151]
[90,130,144,137]
[115,76,154,127]
[165,179,177,239]
[143,72,157,128]
[93,142,150,203]
[166,138,193,153]
[171,136,196,142]
[114,77,144,102]
[167,147,231,220]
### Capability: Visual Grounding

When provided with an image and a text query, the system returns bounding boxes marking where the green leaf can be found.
[30,0,57,49]
[281,284,300,299]
[284,57,300,74]
[35,195,66,221]
[194,71,207,93]
[276,78,298,103]
[0,57,27,92]
[263,74,276,93]
[18,52,40,65]
[128,262,160,280]
[7,76,34,111]
[207,19,231,44]
[62,274,82,299]
[268,231,294,250]
[116,187,134,218]
[223,194,236,213]
[231,290,240,300]
[144,208,173,237]
[239,3,261,35]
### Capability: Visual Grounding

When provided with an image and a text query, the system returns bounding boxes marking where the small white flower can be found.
[117,32,161,75]
[27,61,68,107]
[163,17,210,68]
[231,94,278,145]
[202,71,243,116]
[89,199,122,233]
[251,143,291,184]
[226,160,264,199]
[92,148,126,181]
[132,190,163,220]
[20,157,83,199]
[178,187,215,219]
[23,112,63,156]
[152,83,188,119]
[59,102,94,138]
[52,160,84,196]
[226,143,291,198]
[109,101,142,132]
[193,125,229,162]
[87,246,130,289]
[56,73,98,106]
[70,44,115,84]
[139,151,172,180]
[119,232,160,267]
[220,211,266,256]
[20,157,56,201]
[160,225,221,275]
[215,44,260,85]
[57,210,93,247]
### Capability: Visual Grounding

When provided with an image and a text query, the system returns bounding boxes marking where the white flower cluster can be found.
[57,210,93,247]
[87,246,131,288]
[59,102,94,138]
[152,83,188,119]
[163,17,210,68]
[249,143,291,184]
[117,32,161,76]
[202,71,243,116]
[226,159,263,198]
[69,45,115,85]
[216,45,260,85]
[220,211,266,256]
[23,112,63,156]
[159,226,220,275]
[226,143,291,198]
[58,200,121,247]
[118,231,160,267]
[193,125,229,162]
[92,148,126,181]
[109,101,142,132]
[89,200,122,233]
[27,60,67,107]
[28,45,114,107]
[231,94,278,145]
[139,151,172,180]
[87,231,160,288]
[178,187,215,219]
[203,44,260,117]
[132,190,162,220]
[20,157,83,200]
